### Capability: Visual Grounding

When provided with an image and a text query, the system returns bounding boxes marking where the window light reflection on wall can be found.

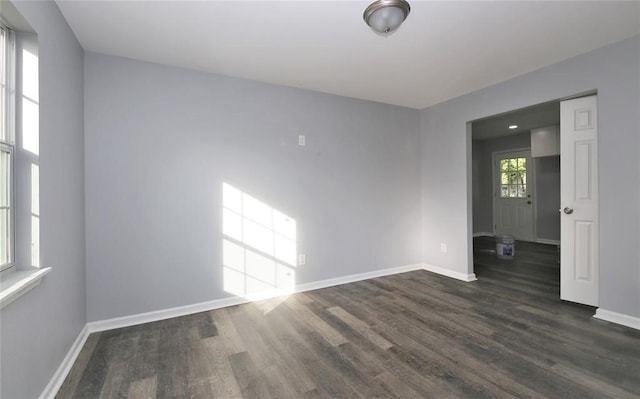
[222,182,297,301]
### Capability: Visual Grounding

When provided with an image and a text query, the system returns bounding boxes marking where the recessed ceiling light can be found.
[509,125,518,129]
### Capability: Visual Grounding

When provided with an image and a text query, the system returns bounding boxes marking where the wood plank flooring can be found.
[57,238,640,398]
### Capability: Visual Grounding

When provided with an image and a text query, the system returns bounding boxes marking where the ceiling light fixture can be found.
[363,0,411,34]
[509,125,518,129]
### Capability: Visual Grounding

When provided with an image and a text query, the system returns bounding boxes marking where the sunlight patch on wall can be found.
[222,182,297,302]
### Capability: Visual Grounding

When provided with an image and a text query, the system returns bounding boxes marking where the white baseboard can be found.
[87,263,425,333]
[474,233,560,247]
[295,263,425,293]
[473,232,494,237]
[593,308,640,331]
[39,324,89,399]
[475,233,560,247]
[536,238,560,245]
[423,263,477,282]
[87,295,249,333]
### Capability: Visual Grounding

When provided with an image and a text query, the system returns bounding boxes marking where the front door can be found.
[494,150,534,241]
[560,95,599,307]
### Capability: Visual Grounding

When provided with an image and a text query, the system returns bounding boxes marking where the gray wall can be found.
[472,133,561,242]
[535,156,560,241]
[421,35,640,317]
[84,53,422,321]
[0,1,86,398]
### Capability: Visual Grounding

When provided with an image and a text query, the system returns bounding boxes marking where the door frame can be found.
[491,148,536,241]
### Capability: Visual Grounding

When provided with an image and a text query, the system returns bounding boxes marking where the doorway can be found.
[470,95,600,307]
[471,100,561,295]
[471,100,560,244]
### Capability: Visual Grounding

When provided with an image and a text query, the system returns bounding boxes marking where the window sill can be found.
[0,267,51,309]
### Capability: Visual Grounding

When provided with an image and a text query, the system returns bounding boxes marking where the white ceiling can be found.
[55,1,640,109]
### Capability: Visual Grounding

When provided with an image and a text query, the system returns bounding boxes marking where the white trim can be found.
[88,263,425,333]
[593,308,640,331]
[88,295,248,333]
[294,263,424,293]
[423,263,477,282]
[474,232,559,246]
[39,325,89,399]
[536,238,560,245]
[0,267,51,309]
[473,232,494,237]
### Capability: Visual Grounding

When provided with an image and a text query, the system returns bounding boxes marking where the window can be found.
[500,157,527,198]
[0,25,14,273]
[0,9,48,309]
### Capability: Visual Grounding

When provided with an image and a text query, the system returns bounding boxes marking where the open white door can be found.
[560,95,598,306]
[494,150,534,241]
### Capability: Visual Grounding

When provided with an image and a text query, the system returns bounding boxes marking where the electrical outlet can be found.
[440,243,447,253]
[298,135,306,146]
[298,254,306,265]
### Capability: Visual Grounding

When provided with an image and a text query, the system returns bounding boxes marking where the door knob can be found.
[563,207,574,214]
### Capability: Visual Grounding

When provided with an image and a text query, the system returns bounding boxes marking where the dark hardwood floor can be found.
[57,237,640,398]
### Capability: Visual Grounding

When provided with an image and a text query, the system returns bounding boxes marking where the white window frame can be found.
[0,13,51,310]
[0,24,16,274]
[0,143,14,272]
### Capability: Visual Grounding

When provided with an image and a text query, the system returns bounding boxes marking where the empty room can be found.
[1,1,639,398]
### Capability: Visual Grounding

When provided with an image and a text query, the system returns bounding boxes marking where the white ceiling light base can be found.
[363,0,411,34]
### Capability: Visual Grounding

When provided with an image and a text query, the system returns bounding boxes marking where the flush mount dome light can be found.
[363,0,411,34]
